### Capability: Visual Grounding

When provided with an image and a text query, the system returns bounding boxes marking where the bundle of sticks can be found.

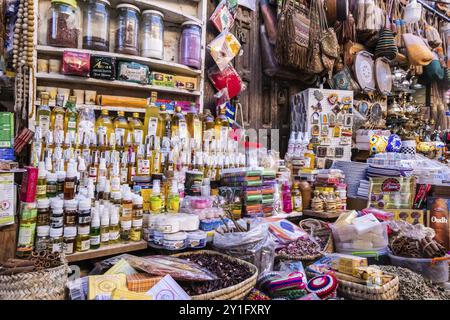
[215,209,252,235]
[0,251,62,275]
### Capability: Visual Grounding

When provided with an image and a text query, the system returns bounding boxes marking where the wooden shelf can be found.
[107,0,202,25]
[37,45,201,77]
[36,72,201,97]
[66,240,148,263]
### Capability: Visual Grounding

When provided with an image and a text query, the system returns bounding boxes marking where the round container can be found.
[187,230,207,248]
[47,0,81,48]
[63,226,77,255]
[156,215,180,234]
[83,0,110,51]
[35,226,51,252]
[162,232,187,250]
[388,253,449,283]
[141,10,164,59]
[115,3,140,56]
[190,197,212,209]
[49,227,64,253]
[178,214,199,231]
[179,21,202,69]
[153,230,164,245]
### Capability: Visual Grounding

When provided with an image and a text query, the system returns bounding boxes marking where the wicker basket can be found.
[337,272,400,300]
[0,263,69,300]
[173,250,258,300]
[299,218,334,254]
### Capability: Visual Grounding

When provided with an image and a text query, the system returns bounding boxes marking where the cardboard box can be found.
[0,112,14,148]
[150,72,174,87]
[385,209,426,225]
[174,75,197,91]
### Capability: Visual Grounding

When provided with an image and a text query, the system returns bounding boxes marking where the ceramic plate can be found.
[375,57,392,95]
[354,51,375,91]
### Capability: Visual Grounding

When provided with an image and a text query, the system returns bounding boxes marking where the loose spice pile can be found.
[379,266,450,300]
[178,253,254,296]
[276,238,321,257]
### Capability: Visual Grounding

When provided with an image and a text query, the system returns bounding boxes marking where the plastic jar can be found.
[63,226,77,255]
[163,232,187,250]
[141,10,164,59]
[83,0,111,51]
[47,0,81,48]
[64,199,78,226]
[115,3,140,56]
[179,21,202,69]
[50,209,64,229]
[49,227,64,253]
[35,225,51,252]
[37,198,51,226]
[187,230,207,248]
[46,172,58,198]
[76,224,91,252]
[153,230,164,245]
[130,218,143,242]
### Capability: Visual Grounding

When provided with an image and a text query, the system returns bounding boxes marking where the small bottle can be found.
[150,180,162,214]
[16,202,38,258]
[291,182,303,213]
[103,179,111,201]
[109,206,120,244]
[98,158,107,180]
[78,157,88,189]
[282,181,293,214]
[167,180,180,213]
[90,210,101,249]
[286,131,296,160]
[36,161,47,199]
[46,172,58,198]
[56,171,66,196]
[76,224,91,252]
[63,226,77,255]
[100,208,110,246]
[50,198,64,229]
[35,225,51,252]
[64,161,77,200]
[132,195,144,219]
[49,227,64,253]
[78,199,92,227]
[130,217,143,242]
[64,199,78,227]
[120,192,133,242]
[36,198,51,226]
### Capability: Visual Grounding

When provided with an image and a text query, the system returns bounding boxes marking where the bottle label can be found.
[64,181,75,189]
[121,219,132,230]
[130,229,142,242]
[36,185,47,197]
[51,216,64,228]
[64,242,74,255]
[17,223,36,247]
[133,208,143,218]
[67,117,77,130]
[132,219,143,228]
[64,214,77,226]
[120,169,128,184]
[179,122,187,139]
[137,159,150,175]
[134,129,143,145]
[52,242,62,253]
[193,119,202,141]
[148,117,158,136]
[54,114,64,131]
[101,232,110,242]
[122,204,133,217]
[78,225,90,235]
[81,239,90,251]
[46,184,57,195]
[90,235,101,246]
[39,115,50,134]
[109,230,120,241]
[150,197,162,213]
[78,215,92,224]
[293,196,303,211]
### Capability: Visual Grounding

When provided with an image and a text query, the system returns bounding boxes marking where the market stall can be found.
[0,0,449,301]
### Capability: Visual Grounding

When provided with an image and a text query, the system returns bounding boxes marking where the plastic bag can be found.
[213,219,276,274]
[124,255,218,282]
[208,64,245,99]
[208,31,241,71]
[210,0,235,33]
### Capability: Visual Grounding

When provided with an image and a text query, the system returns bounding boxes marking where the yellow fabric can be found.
[402,33,433,66]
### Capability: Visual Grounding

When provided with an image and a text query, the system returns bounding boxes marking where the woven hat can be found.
[375,28,398,60]
[306,274,338,299]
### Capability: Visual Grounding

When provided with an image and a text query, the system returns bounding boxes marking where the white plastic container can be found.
[187,230,207,248]
[163,232,187,250]
[331,222,388,252]
[388,253,449,283]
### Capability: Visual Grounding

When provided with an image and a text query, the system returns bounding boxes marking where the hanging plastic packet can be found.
[208,64,245,100]
[208,30,241,71]
[227,0,239,14]
[210,0,235,33]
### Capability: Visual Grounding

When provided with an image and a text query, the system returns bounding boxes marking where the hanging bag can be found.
[307,0,324,74]
[374,0,398,60]
[402,23,434,66]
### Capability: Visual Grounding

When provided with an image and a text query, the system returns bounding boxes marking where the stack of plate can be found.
[332,161,369,198]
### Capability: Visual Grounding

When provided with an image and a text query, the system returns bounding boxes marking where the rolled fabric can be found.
[97,95,148,108]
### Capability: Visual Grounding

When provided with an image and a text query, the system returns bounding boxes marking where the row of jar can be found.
[46,0,202,69]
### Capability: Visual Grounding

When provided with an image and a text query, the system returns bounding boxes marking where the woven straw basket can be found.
[337,273,399,300]
[299,218,334,254]
[173,250,258,300]
[0,263,69,300]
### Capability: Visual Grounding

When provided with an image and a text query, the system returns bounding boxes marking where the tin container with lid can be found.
[141,10,164,59]
[115,3,140,56]
[83,0,111,51]
[179,21,202,69]
[47,0,81,48]
[162,231,187,250]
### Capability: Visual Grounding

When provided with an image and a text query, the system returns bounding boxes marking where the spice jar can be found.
[47,0,81,48]
[141,10,164,59]
[37,198,51,226]
[46,172,58,198]
[83,0,111,51]
[115,3,140,56]
[49,227,64,253]
[179,21,202,69]
[35,225,51,252]
[63,226,77,255]
[64,199,78,226]
[76,224,91,252]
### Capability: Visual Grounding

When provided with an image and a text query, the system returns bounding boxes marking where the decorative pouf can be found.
[306,274,338,299]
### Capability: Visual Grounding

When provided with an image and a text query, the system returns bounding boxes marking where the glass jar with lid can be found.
[83,0,111,51]
[115,3,140,56]
[179,21,202,69]
[47,0,81,48]
[141,10,164,59]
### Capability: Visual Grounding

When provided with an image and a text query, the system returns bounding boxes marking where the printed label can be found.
[101,232,110,243]
[90,235,101,246]
[52,243,62,253]
[148,117,158,136]
[137,159,150,175]
[81,239,90,251]
[109,230,120,241]
[54,114,64,131]
[64,242,74,255]
[36,185,47,197]
[17,223,36,246]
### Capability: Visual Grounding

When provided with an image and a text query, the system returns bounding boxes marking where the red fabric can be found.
[208,64,243,99]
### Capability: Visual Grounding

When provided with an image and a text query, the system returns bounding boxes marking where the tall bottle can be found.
[144,101,159,138]
[171,106,187,140]
[114,111,130,151]
[64,161,77,200]
[202,109,215,142]
[282,181,293,213]
[214,106,229,151]
[64,96,78,134]
[109,206,120,244]
[186,103,202,147]
[51,94,66,134]
[90,209,101,249]
[37,92,51,138]
[100,208,110,246]
[167,180,180,213]
[129,112,144,147]
[291,181,303,213]
[299,177,312,210]
[96,109,114,149]
[36,161,47,199]
[150,180,162,214]
[120,191,133,242]
[156,105,170,138]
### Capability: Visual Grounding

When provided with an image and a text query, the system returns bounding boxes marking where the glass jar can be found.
[47,0,81,48]
[115,3,140,56]
[141,10,164,59]
[63,226,77,255]
[83,0,111,51]
[35,226,51,252]
[49,227,64,253]
[179,21,202,69]
[37,198,51,226]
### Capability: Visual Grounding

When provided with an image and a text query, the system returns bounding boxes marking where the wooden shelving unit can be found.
[66,240,148,263]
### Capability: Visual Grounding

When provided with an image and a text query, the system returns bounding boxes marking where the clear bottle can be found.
[37,198,51,226]
[150,180,162,214]
[186,103,202,146]
[109,206,120,244]
[64,161,77,200]
[36,161,47,200]
[90,209,101,249]
[96,109,114,148]
[129,112,144,146]
[49,227,64,253]
[35,225,51,252]
[46,172,58,198]
[64,199,78,227]
[83,0,111,51]
[16,202,38,258]
[167,180,180,213]
[156,105,170,138]
[63,226,77,255]
[76,223,91,252]
[114,111,130,151]
[51,94,66,134]
[100,210,110,246]
[214,107,229,150]
[202,109,215,141]
[132,195,144,219]
[291,181,303,212]
[120,192,133,242]
[171,106,187,140]
[130,217,143,242]
[64,96,78,135]
[37,92,51,138]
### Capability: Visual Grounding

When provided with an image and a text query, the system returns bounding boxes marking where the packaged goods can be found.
[174,76,197,91]
[87,274,127,300]
[62,51,91,77]
[149,72,175,87]
[117,61,149,84]
[90,56,116,80]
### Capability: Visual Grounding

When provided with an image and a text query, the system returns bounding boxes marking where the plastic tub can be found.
[331,222,389,253]
[388,253,449,283]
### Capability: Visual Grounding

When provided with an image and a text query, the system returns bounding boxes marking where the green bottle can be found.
[90,210,101,249]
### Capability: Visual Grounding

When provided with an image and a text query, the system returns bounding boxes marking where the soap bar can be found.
[150,72,175,87]
[91,56,116,80]
[88,274,127,300]
[111,288,152,300]
[335,210,358,227]
[333,254,368,275]
[352,213,381,235]
[174,75,197,90]
[117,61,149,84]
